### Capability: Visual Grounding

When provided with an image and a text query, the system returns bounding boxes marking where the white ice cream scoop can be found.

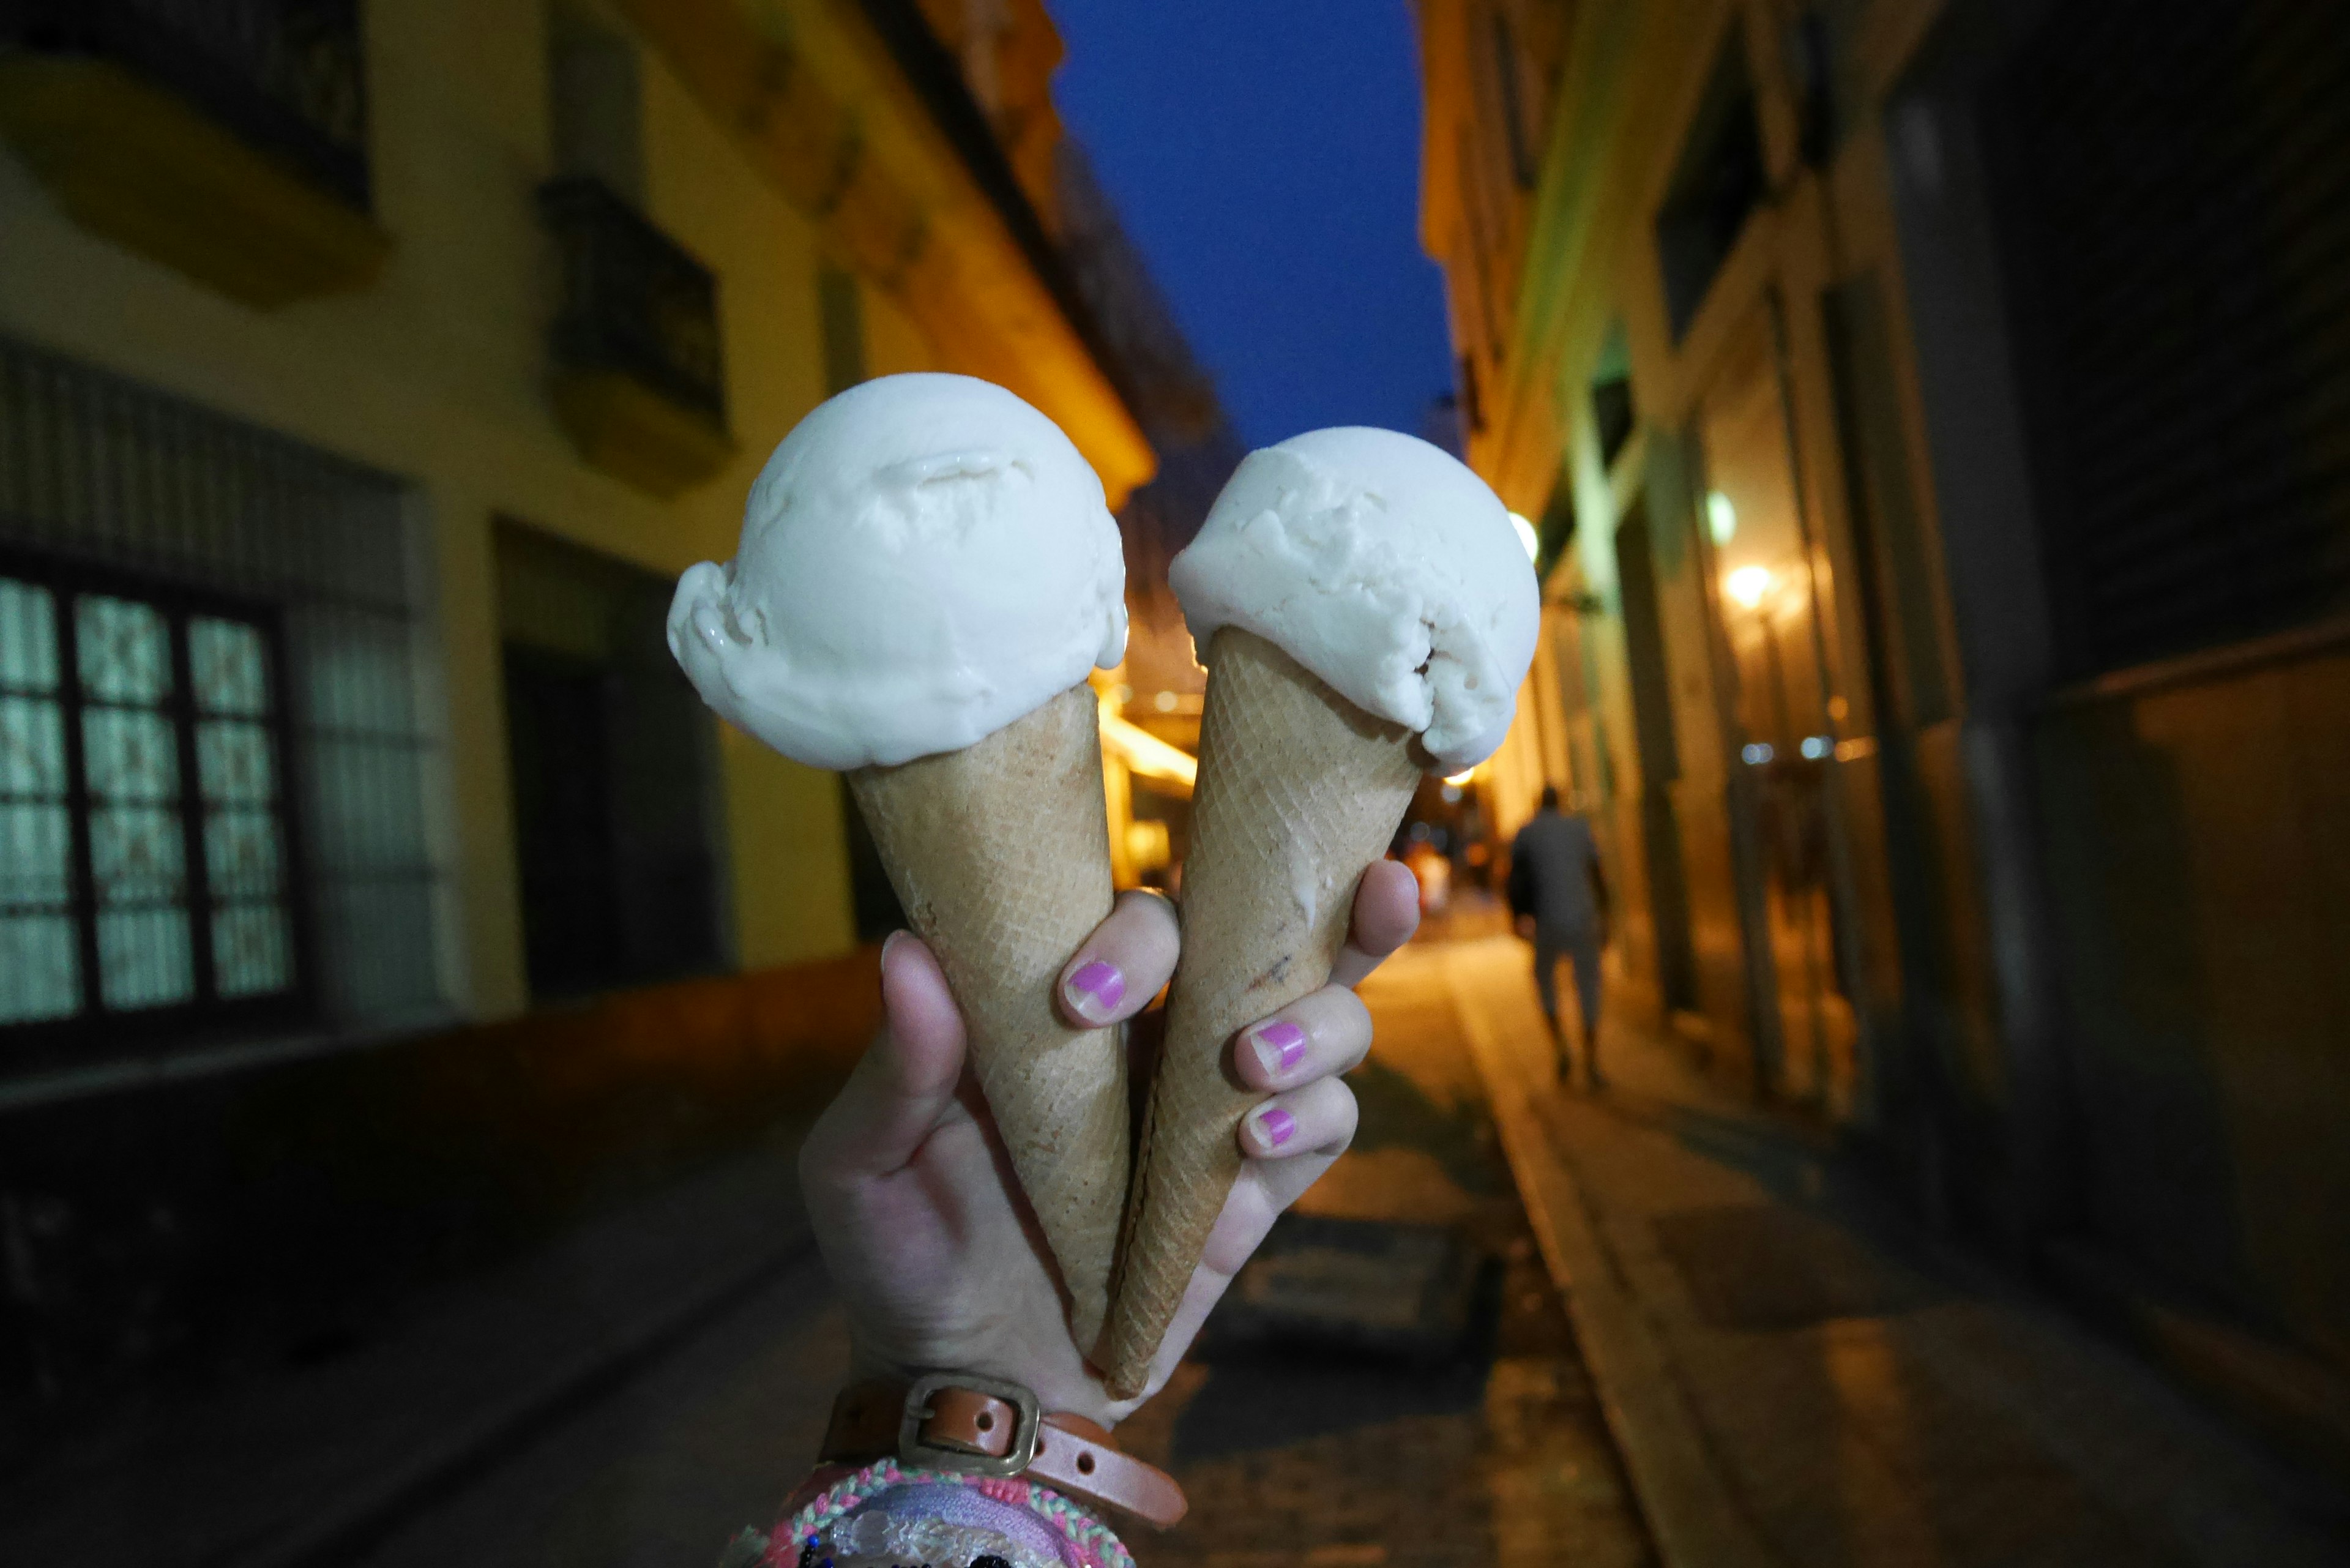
[1168,425,1540,767]
[669,373,1129,770]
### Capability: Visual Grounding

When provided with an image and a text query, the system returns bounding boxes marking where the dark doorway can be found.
[504,645,625,995]
[496,523,724,1001]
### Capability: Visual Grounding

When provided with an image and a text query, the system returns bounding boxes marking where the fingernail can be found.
[1250,1020,1308,1079]
[1065,959,1126,1020]
[1256,1107,1297,1148]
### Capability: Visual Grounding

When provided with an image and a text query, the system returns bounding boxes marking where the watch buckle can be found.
[897,1371,1043,1477]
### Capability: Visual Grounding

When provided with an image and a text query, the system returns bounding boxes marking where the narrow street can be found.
[15,927,2342,1567]
[1119,942,1654,1568]
[327,925,2350,1567]
[343,935,1660,1568]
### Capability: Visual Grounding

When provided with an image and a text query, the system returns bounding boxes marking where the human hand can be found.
[1514,913,1536,941]
[797,863,1420,1429]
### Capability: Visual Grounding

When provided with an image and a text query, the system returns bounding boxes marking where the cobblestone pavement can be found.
[1119,944,1655,1568]
[1445,935,2350,1568]
[346,940,1657,1567]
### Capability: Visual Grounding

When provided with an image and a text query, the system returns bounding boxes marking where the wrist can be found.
[800,1372,1186,1540]
[846,1335,1126,1432]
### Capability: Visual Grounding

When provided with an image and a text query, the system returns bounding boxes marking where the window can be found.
[1654,32,1766,341]
[1,563,305,1039]
[0,334,441,1054]
[548,0,646,206]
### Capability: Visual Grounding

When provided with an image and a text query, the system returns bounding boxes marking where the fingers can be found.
[1330,859,1419,988]
[1228,986,1371,1092]
[1194,1095,1354,1278]
[798,932,969,1190]
[1125,1075,1360,1403]
[1236,1075,1358,1163]
[1057,889,1180,1026]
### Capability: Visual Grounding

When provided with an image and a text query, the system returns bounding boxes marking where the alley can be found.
[1449,936,2350,1568]
[337,932,2350,1566]
[6,2,2346,1562]
[329,931,2350,1567]
[335,940,1657,1568]
[10,930,2346,1566]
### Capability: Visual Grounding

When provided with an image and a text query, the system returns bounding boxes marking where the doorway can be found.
[495,523,725,1001]
[1695,316,1859,1111]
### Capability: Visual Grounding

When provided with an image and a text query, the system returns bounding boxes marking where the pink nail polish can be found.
[1253,1020,1307,1077]
[1067,959,1125,1017]
[1258,1107,1297,1148]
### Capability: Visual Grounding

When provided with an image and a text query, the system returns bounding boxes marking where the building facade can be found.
[0,0,1178,1443]
[1421,0,2350,1437]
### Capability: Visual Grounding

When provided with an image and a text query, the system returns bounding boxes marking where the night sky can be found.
[1045,1,1456,450]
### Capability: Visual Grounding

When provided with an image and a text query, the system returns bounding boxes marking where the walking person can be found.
[1507,786,1611,1085]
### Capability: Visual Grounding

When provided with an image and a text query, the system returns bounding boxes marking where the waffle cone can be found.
[1100,629,1421,1395]
[847,682,1126,1350]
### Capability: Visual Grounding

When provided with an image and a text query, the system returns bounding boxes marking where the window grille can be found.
[0,336,441,1067]
[0,561,305,1034]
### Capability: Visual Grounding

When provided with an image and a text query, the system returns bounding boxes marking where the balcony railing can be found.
[539,177,733,496]
[541,176,728,427]
[1,0,370,209]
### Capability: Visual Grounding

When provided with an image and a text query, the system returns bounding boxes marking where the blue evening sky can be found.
[1045,2,1456,449]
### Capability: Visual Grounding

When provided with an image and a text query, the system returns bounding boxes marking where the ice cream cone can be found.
[848,681,1127,1350]
[1099,629,1421,1396]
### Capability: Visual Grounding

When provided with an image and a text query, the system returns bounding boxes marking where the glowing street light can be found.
[1706,490,1737,546]
[1508,510,1540,561]
[1724,564,1775,609]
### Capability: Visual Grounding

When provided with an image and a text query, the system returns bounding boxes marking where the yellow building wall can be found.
[0,0,892,1014]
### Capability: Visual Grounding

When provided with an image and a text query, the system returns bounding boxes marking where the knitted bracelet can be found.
[729,1457,1136,1568]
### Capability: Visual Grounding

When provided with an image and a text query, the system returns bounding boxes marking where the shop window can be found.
[1,565,305,1037]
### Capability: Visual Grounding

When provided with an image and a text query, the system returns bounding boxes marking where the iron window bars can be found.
[0,336,442,1066]
[0,0,372,209]
[1,552,312,1046]
[539,176,729,427]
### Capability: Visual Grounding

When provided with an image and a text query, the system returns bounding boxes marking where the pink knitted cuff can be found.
[764,1457,1135,1568]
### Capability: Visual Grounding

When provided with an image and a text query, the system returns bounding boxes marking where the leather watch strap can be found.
[821,1376,1187,1529]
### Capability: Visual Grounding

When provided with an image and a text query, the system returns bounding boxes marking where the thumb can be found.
[800,931,968,1187]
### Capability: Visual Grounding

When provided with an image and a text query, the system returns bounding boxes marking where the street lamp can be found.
[1723,564,1775,609]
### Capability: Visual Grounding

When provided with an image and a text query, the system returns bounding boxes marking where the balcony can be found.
[539,177,737,499]
[0,0,391,305]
